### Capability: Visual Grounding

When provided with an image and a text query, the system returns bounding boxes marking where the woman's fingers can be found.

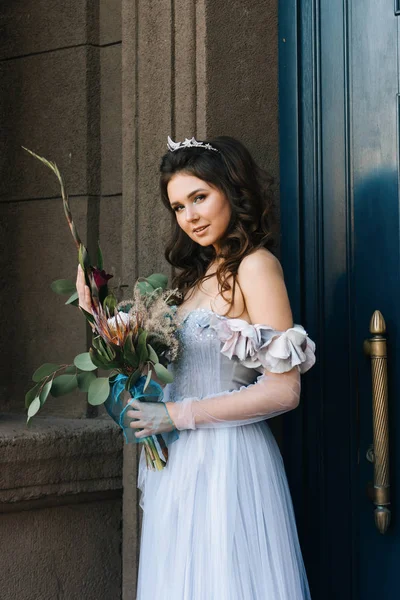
[84,285,91,308]
[127,400,142,411]
[126,409,143,420]
[135,429,152,439]
[76,265,91,312]
[129,419,146,429]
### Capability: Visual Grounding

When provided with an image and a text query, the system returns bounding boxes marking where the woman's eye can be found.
[172,195,206,213]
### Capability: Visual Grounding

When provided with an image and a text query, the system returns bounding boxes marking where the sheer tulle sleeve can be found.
[172,317,316,431]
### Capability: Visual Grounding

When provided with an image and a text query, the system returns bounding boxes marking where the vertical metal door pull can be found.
[364,310,391,534]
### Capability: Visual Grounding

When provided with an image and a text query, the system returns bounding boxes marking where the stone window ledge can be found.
[0,413,123,506]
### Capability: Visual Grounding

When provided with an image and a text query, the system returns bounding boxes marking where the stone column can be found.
[121,1,278,597]
[0,2,124,598]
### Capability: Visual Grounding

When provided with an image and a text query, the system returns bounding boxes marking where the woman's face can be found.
[167,173,232,250]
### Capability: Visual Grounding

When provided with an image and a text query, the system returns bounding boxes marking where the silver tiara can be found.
[167,136,218,153]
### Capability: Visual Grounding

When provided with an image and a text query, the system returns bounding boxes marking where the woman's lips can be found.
[193,225,210,236]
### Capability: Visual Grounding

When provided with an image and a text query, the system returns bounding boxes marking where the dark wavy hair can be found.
[160,136,275,312]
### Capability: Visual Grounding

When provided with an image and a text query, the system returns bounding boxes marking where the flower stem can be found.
[143,437,165,471]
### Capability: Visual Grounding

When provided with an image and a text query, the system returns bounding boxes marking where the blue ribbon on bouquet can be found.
[104,373,179,446]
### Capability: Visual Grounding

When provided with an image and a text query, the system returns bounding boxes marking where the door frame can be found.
[278,1,358,598]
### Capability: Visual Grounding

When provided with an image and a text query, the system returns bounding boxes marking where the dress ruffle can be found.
[208,314,316,374]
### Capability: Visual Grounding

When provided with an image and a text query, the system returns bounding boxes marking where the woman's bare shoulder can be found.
[236,248,291,329]
[237,248,283,279]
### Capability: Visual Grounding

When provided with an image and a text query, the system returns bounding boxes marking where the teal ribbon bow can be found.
[104,373,179,446]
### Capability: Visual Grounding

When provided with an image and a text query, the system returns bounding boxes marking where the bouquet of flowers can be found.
[23,148,180,470]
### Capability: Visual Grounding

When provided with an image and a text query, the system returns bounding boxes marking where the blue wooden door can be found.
[279,1,400,598]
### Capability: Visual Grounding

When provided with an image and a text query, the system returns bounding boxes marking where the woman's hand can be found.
[127,400,176,438]
[76,264,92,313]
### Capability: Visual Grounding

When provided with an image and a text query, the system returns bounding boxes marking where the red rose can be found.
[92,267,113,289]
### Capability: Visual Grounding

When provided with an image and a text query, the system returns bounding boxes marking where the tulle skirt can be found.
[137,421,311,600]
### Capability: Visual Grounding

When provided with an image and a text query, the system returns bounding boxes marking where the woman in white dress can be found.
[80,135,315,599]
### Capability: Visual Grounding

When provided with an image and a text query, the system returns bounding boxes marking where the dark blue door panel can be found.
[279,1,400,598]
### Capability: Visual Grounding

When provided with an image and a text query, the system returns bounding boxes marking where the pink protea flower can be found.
[93,306,133,347]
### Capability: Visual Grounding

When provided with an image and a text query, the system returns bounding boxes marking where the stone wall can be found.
[0,2,123,599]
[0,415,123,600]
[0,0,122,417]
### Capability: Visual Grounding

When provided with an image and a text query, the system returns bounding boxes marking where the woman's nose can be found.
[184,206,199,222]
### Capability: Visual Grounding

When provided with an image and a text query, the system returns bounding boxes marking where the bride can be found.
[78,135,315,599]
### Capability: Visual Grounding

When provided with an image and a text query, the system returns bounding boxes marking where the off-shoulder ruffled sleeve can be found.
[208,314,316,374]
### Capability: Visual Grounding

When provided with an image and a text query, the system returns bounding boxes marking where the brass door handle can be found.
[364,310,391,534]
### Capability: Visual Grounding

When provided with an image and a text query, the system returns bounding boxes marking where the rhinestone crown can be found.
[167,136,218,153]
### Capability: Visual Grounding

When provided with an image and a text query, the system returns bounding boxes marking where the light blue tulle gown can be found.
[137,308,313,600]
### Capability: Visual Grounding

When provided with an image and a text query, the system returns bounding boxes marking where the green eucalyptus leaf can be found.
[137,280,154,295]
[89,347,119,370]
[143,369,152,392]
[51,279,76,295]
[65,290,79,305]
[123,331,135,354]
[77,371,97,392]
[88,377,110,406]
[97,241,104,270]
[137,331,148,364]
[80,307,95,324]
[92,336,109,358]
[32,363,60,382]
[89,348,108,368]
[104,343,116,361]
[100,361,121,371]
[51,374,78,397]
[27,397,41,422]
[126,368,141,390]
[74,352,97,371]
[123,332,139,368]
[39,380,52,406]
[63,365,77,374]
[103,293,117,314]
[147,344,159,364]
[125,355,139,370]
[25,384,40,409]
[146,273,168,290]
[154,362,173,384]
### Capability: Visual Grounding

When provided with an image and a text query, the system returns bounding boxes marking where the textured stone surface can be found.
[204,0,279,180]
[0,195,121,415]
[0,0,122,57]
[174,1,197,138]
[0,498,122,600]
[0,414,122,503]
[121,0,139,289]
[135,2,174,279]
[99,194,123,278]
[0,413,123,599]
[0,4,125,599]
[0,1,89,59]
[101,44,122,196]
[0,46,100,200]
[100,0,122,45]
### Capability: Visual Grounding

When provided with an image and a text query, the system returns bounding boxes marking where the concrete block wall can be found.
[0,0,122,417]
[0,2,123,599]
[0,415,123,600]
